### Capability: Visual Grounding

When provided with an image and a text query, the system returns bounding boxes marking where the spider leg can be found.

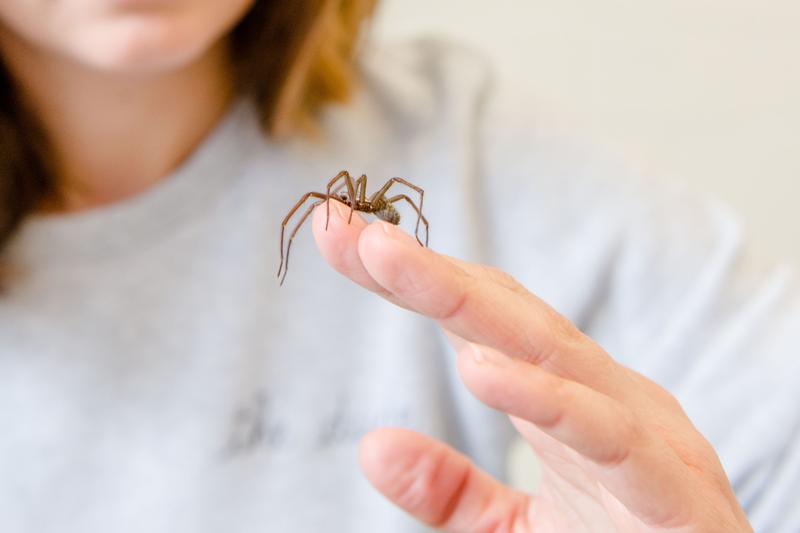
[325,171,356,231]
[371,178,426,247]
[358,174,368,203]
[349,174,367,224]
[280,198,326,286]
[387,194,429,247]
[278,191,328,279]
[330,180,348,196]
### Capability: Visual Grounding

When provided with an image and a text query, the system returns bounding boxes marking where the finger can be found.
[311,199,409,308]
[311,201,521,304]
[439,256,530,297]
[455,340,714,528]
[357,220,622,391]
[323,211,688,446]
[347,219,692,439]
[359,428,531,532]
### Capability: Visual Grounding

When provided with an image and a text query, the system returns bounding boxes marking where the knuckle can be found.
[438,273,475,321]
[618,405,642,444]
[541,378,570,428]
[480,265,522,291]
[669,432,723,476]
[391,450,450,516]
[522,308,584,367]
[632,371,687,415]
[545,307,585,348]
[599,406,640,467]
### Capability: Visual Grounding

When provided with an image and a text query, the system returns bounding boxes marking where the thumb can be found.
[359,428,530,531]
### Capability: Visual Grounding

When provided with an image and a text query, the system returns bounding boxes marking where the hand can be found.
[312,200,753,532]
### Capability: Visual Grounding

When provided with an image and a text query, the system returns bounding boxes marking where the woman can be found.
[0,1,796,531]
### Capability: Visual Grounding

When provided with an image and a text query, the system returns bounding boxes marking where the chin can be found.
[0,0,254,75]
[68,10,238,74]
[71,16,219,74]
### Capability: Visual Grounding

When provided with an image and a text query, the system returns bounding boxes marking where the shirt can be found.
[1,37,799,532]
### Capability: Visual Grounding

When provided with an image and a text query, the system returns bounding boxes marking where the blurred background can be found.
[373,0,800,267]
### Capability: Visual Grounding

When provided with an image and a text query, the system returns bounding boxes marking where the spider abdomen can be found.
[278,172,428,285]
[375,203,400,225]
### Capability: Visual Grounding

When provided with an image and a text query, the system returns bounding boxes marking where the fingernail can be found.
[468,343,504,366]
[329,199,348,218]
[377,220,414,245]
[377,220,398,235]
[469,343,487,364]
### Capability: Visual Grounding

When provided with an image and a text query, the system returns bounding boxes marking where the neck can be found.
[0,32,234,213]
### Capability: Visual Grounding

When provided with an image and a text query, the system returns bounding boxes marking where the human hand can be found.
[312,199,753,532]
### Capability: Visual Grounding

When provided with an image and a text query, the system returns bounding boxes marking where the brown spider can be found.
[277,170,429,285]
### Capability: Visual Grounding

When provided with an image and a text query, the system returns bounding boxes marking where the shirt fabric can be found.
[1,38,799,532]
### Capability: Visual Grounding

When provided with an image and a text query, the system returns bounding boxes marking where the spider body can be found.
[278,171,429,285]
[338,193,400,224]
[375,202,401,225]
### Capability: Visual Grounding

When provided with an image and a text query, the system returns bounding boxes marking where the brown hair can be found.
[0,0,376,276]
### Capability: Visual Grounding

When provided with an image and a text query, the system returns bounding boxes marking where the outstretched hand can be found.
[312,199,752,532]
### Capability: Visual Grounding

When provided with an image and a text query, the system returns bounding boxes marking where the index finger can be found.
[313,202,621,392]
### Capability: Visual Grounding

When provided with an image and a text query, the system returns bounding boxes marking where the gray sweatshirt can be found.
[1,38,798,532]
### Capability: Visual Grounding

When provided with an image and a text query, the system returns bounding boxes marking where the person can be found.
[0,1,797,531]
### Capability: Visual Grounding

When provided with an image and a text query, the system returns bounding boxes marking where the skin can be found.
[0,0,253,212]
[313,200,753,532]
[0,1,754,531]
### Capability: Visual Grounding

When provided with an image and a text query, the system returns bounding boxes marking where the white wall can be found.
[373,1,800,266]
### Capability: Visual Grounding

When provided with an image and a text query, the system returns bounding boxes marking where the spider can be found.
[277,170,429,285]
